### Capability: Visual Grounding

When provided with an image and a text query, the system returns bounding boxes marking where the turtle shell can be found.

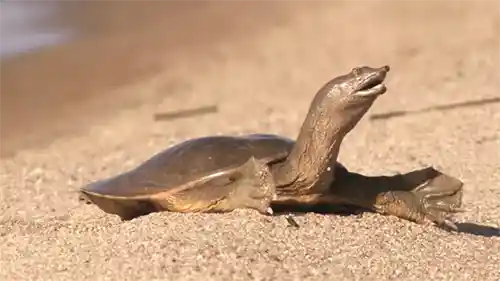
[79,134,294,219]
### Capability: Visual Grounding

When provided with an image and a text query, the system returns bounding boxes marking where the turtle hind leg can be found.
[373,167,464,230]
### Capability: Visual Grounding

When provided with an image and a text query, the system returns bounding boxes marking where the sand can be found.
[1,1,499,281]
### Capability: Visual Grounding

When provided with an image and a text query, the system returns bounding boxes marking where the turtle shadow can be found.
[454,222,500,237]
[271,202,367,217]
[271,202,500,237]
[369,96,500,121]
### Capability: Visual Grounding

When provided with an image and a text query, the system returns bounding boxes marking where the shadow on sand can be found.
[454,222,500,237]
[370,97,500,121]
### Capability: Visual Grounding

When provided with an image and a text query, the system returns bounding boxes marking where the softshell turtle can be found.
[80,65,464,229]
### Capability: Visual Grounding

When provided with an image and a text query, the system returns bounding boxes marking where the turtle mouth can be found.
[356,82,387,97]
[355,67,389,97]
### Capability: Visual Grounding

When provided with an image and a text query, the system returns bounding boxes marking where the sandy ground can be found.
[1,1,500,280]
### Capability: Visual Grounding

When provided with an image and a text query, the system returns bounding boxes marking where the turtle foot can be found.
[235,192,275,216]
[244,191,276,216]
[374,167,464,230]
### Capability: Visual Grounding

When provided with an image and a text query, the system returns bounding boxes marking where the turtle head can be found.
[313,65,391,134]
[327,65,390,100]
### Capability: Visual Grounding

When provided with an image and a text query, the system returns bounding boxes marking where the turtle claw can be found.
[442,219,458,232]
[248,203,274,216]
[374,168,464,229]
[419,183,465,229]
[420,203,460,231]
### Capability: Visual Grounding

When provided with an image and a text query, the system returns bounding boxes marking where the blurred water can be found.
[0,0,288,157]
[0,1,74,59]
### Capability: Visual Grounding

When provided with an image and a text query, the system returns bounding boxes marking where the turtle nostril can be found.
[382,65,390,72]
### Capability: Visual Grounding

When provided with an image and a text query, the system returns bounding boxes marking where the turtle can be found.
[79,65,464,230]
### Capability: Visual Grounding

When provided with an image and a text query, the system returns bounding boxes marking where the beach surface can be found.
[1,1,499,280]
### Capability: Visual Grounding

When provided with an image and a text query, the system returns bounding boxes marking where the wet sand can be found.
[1,1,499,280]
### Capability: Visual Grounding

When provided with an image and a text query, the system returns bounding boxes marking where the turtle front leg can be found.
[330,166,465,230]
[152,157,277,216]
[206,156,277,215]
